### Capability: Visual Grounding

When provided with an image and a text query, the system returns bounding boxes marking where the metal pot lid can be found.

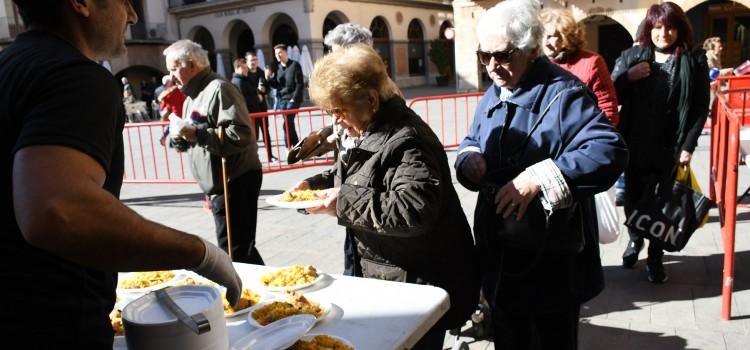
[123,285,220,325]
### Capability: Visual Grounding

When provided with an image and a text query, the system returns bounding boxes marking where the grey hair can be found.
[323,23,373,48]
[163,39,210,68]
[477,0,543,53]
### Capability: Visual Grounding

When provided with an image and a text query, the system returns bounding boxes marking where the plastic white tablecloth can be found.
[114,263,450,350]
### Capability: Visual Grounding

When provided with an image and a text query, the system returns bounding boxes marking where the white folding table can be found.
[114,263,450,350]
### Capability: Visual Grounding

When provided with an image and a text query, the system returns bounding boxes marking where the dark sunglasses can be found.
[476,47,518,66]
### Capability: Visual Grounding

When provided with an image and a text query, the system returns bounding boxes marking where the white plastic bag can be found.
[168,115,188,138]
[595,187,620,244]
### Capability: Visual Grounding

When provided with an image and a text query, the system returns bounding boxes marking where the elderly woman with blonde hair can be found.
[289,44,480,349]
[540,8,619,125]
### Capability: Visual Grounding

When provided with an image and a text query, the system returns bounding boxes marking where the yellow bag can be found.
[675,165,709,228]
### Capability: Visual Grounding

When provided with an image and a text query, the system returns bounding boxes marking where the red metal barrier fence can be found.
[122,92,483,183]
[407,92,484,148]
[123,121,193,184]
[122,108,336,183]
[708,77,750,320]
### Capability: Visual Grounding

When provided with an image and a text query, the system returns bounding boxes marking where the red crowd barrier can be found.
[407,92,484,148]
[122,121,194,184]
[708,79,748,320]
[248,107,336,174]
[123,92,484,183]
[122,108,337,183]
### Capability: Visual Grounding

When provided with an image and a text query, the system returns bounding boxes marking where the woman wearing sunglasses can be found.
[611,2,709,283]
[288,44,480,349]
[455,1,627,348]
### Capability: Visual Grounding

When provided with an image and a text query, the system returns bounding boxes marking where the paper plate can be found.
[261,273,325,292]
[265,194,325,209]
[293,333,356,349]
[246,299,331,328]
[116,270,187,295]
[224,291,269,319]
[165,274,268,319]
[230,314,316,350]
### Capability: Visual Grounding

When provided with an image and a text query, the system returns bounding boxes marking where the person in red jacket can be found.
[158,79,187,146]
[541,8,619,126]
[159,79,186,120]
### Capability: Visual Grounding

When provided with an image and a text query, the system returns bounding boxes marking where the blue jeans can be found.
[279,100,300,147]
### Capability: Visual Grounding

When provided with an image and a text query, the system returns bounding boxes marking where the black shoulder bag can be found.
[624,166,713,252]
[478,87,585,257]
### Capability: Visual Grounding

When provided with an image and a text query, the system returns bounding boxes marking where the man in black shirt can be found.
[265,44,305,149]
[232,57,274,161]
[1,1,242,346]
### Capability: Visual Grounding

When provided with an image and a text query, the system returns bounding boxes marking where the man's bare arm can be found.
[13,145,204,271]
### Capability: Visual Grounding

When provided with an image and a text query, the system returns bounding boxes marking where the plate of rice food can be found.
[260,264,323,292]
[265,190,327,209]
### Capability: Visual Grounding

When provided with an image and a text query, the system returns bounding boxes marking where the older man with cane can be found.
[166,39,265,265]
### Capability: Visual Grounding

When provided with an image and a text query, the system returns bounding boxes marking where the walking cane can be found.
[218,125,234,260]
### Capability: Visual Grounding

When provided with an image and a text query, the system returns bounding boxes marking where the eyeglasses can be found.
[325,107,347,119]
[476,47,518,66]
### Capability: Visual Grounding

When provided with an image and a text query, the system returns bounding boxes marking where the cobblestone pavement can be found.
[121,126,750,349]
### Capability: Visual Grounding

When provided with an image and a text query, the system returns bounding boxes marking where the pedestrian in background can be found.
[456,1,627,348]
[324,22,374,51]
[141,76,157,119]
[612,1,709,283]
[265,44,305,149]
[166,40,265,265]
[540,8,625,207]
[154,74,170,104]
[703,37,734,77]
[159,78,186,121]
[121,76,135,103]
[541,8,619,126]
[245,51,276,162]
[1,1,241,346]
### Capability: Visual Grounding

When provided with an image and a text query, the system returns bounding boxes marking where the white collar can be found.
[499,87,514,102]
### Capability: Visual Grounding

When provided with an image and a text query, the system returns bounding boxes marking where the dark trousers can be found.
[624,171,666,262]
[343,232,362,277]
[210,169,264,264]
[627,228,665,261]
[492,301,580,350]
[254,116,274,160]
[480,248,580,350]
[280,100,300,147]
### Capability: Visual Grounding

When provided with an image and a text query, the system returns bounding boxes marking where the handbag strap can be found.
[488,86,584,296]
[483,86,581,184]
[505,85,582,164]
